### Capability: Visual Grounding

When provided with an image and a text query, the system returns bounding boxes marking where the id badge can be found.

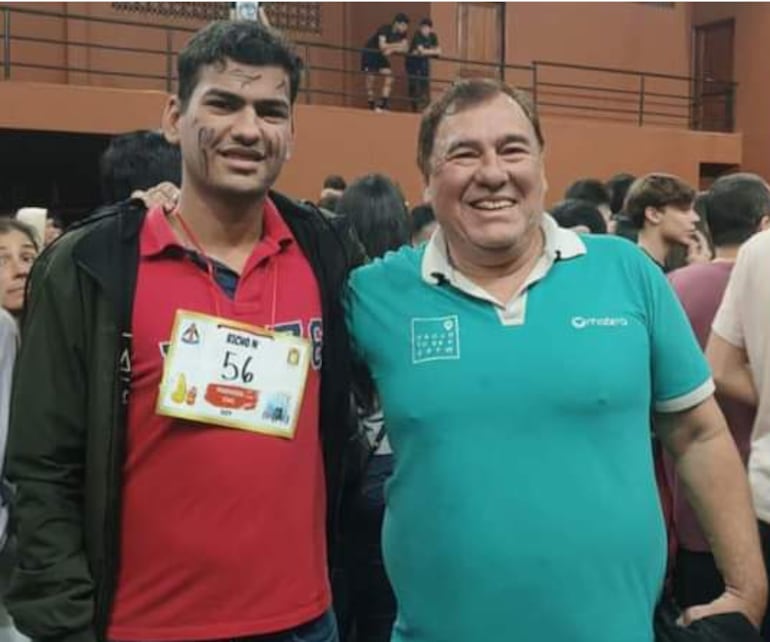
[157,310,310,438]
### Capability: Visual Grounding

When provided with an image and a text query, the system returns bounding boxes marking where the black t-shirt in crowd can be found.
[365,24,407,51]
[407,31,439,73]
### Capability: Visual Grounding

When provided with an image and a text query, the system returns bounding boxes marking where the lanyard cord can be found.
[172,209,279,327]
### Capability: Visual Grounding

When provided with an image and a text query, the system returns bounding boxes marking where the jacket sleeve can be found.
[5,243,97,642]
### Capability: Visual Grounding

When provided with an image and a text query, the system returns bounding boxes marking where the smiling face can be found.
[163,59,293,203]
[425,93,547,264]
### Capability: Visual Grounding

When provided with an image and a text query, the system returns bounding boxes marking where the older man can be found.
[345,79,766,642]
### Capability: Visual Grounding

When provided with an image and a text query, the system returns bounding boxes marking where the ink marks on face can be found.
[196,125,216,178]
[176,60,294,200]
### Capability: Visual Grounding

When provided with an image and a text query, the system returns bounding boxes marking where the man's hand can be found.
[683,587,767,629]
[132,181,180,212]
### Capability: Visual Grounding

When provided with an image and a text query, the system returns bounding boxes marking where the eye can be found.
[449,149,478,162]
[501,145,528,157]
[206,98,235,112]
[258,107,290,123]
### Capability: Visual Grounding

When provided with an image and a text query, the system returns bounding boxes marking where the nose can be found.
[230,107,263,145]
[690,208,700,223]
[474,152,507,189]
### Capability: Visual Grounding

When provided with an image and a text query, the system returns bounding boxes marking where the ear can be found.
[285,112,296,161]
[644,205,662,225]
[162,95,183,145]
[423,182,433,204]
[759,215,770,232]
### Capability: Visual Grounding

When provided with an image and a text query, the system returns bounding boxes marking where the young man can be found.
[406,18,441,113]
[5,21,359,642]
[624,173,700,271]
[667,174,770,611]
[361,14,410,112]
[345,79,767,642]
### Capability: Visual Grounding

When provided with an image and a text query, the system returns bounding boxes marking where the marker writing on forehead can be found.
[228,68,263,89]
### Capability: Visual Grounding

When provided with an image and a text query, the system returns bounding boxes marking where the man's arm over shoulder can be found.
[6,237,97,641]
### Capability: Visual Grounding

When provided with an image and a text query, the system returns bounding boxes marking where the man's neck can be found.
[175,188,266,251]
[447,227,545,303]
[172,186,268,275]
[637,228,669,267]
[714,244,740,262]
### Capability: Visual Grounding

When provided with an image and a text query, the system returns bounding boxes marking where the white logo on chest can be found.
[571,316,629,330]
[411,315,461,364]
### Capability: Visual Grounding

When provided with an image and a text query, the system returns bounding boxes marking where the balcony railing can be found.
[0,4,736,133]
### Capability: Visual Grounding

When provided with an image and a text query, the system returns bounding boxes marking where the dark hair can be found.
[420,18,433,28]
[606,173,636,215]
[706,173,770,247]
[336,174,410,259]
[323,174,347,191]
[550,199,607,234]
[177,20,302,109]
[394,13,410,24]
[0,218,39,251]
[611,214,638,242]
[623,173,696,229]
[47,216,64,230]
[417,78,544,178]
[564,179,610,208]
[317,193,340,213]
[99,130,182,204]
[410,204,436,236]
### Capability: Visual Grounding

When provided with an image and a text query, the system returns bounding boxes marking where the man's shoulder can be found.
[738,228,770,264]
[579,233,647,264]
[32,200,145,280]
[350,245,423,289]
[669,261,731,289]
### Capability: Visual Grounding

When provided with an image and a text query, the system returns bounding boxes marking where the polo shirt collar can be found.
[421,212,586,287]
[140,197,294,259]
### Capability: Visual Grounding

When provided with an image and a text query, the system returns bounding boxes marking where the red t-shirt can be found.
[108,202,329,640]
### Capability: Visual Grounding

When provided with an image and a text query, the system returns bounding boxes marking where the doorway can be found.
[692,19,735,132]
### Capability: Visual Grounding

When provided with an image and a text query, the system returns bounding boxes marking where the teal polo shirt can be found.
[345,215,713,642]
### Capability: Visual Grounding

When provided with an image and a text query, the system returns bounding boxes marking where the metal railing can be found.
[0,4,737,132]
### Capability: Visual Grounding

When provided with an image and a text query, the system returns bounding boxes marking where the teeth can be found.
[473,200,515,210]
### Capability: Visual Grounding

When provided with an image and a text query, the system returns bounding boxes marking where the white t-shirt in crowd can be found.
[712,229,770,524]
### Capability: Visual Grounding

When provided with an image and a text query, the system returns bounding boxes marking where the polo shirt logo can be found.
[571,316,629,329]
[411,315,461,364]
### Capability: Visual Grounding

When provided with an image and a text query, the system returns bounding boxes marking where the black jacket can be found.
[6,192,362,642]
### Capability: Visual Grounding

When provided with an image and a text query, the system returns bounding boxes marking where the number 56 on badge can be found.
[156,310,310,439]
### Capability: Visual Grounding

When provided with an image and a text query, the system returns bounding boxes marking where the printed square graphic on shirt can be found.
[411,315,461,364]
